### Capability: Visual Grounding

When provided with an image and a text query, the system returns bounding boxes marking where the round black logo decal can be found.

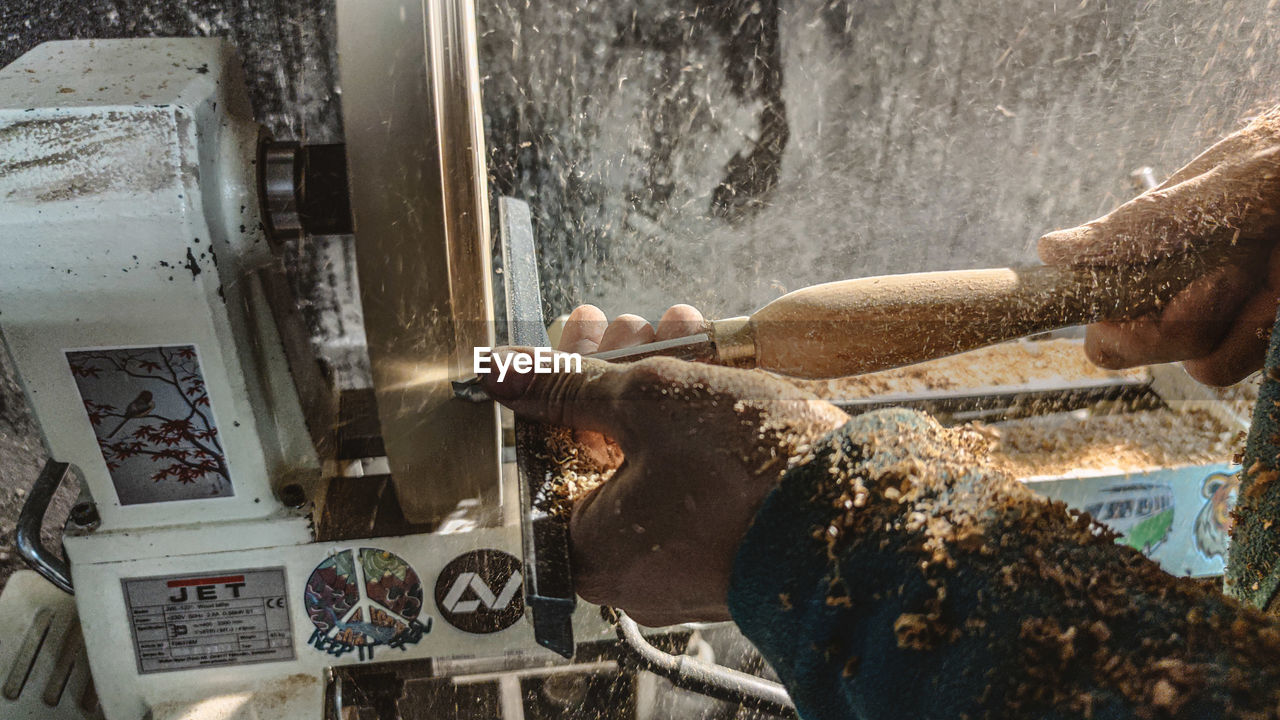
[434,549,524,633]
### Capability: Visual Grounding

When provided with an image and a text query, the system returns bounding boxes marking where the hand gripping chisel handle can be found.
[704,244,1254,378]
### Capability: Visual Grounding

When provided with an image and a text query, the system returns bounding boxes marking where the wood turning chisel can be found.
[454,242,1255,401]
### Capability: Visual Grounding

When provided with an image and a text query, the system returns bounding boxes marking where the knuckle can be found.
[1184,360,1240,388]
[540,372,586,426]
[572,567,614,607]
[618,359,671,395]
[1158,317,1223,360]
[1084,334,1128,369]
[568,514,611,604]
[569,533,640,610]
[1086,344,1130,370]
[1177,330,1222,360]
[612,371,658,417]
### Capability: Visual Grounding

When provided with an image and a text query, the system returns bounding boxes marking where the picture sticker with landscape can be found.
[66,345,234,505]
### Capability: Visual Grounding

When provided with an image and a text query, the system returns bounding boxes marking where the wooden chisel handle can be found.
[709,244,1257,380]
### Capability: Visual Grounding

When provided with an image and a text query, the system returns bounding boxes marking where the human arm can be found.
[481,355,1280,719]
[1039,105,1280,386]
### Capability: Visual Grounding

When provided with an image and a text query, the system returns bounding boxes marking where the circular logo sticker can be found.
[303,548,430,660]
[434,549,524,633]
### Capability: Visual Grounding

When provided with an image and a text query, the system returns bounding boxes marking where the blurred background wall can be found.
[6,0,1280,319]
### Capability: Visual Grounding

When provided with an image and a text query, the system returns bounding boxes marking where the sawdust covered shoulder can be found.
[799,409,1280,718]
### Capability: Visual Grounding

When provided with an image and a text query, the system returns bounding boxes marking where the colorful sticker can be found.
[66,345,232,504]
[1194,471,1238,561]
[1080,483,1175,555]
[303,548,430,661]
[434,549,524,634]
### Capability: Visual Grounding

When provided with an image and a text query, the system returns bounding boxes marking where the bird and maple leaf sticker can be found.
[66,345,234,505]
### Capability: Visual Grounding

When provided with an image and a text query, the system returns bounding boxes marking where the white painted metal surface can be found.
[0,39,626,720]
[69,524,616,719]
[0,39,318,531]
[0,571,103,719]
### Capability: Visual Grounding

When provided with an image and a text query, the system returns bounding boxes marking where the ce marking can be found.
[266,597,287,609]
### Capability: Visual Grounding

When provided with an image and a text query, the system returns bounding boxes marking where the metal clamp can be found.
[16,460,74,594]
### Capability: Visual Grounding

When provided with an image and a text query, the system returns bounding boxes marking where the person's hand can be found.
[480,349,849,627]
[551,304,706,469]
[1039,106,1280,386]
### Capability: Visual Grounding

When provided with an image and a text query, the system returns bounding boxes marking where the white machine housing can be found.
[0,39,613,720]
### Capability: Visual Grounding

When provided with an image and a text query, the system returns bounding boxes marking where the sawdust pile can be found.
[978,408,1236,478]
[794,338,1240,477]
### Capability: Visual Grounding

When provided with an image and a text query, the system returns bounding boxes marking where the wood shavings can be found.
[982,408,1236,478]
[535,426,615,518]
[794,337,1239,477]
[796,407,1280,717]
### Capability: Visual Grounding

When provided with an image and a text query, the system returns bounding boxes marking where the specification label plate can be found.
[122,568,294,674]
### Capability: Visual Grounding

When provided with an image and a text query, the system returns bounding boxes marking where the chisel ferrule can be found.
[710,316,756,366]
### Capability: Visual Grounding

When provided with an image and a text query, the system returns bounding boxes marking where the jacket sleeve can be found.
[727,408,1280,720]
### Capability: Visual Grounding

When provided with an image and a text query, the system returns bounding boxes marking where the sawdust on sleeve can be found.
[798,409,1280,718]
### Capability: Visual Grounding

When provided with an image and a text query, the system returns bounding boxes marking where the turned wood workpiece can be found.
[707,244,1255,379]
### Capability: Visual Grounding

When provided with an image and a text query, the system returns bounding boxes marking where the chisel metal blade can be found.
[452,332,716,402]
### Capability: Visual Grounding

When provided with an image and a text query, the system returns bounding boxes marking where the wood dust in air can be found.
[533,339,1247,517]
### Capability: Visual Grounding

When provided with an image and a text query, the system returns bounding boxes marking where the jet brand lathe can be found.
[0,1,800,717]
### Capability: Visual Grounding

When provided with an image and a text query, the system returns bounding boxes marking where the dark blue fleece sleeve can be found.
[727,408,1280,720]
